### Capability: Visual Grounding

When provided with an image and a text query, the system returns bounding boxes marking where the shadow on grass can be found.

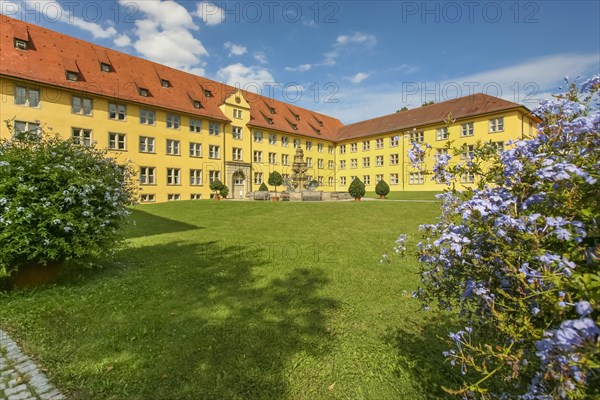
[384,313,463,399]
[125,208,202,238]
[54,240,338,400]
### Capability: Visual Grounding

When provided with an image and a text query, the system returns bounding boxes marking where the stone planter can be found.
[354,197,361,202]
[271,196,280,202]
[9,261,65,289]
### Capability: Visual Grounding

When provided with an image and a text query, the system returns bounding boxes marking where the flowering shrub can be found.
[0,124,137,277]
[400,76,600,399]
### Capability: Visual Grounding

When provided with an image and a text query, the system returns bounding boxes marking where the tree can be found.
[394,75,600,399]
[348,177,365,200]
[375,179,390,199]
[0,123,136,277]
[209,179,224,198]
[219,184,229,199]
[268,171,283,195]
[258,182,269,192]
[421,100,435,106]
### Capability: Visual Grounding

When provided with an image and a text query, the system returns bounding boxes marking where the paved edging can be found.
[0,330,65,400]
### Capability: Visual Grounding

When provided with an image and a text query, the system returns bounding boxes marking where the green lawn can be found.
[0,201,461,400]
[365,191,443,201]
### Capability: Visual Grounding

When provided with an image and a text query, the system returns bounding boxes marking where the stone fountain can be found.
[290,147,309,191]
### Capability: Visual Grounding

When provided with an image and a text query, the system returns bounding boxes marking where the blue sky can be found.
[2,0,599,123]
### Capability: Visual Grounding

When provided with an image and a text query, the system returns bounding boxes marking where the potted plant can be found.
[219,184,229,199]
[348,177,366,202]
[375,179,390,199]
[210,179,224,200]
[268,171,283,201]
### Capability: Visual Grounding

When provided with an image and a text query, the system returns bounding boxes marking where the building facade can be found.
[0,16,539,202]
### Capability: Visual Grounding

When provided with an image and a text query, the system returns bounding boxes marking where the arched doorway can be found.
[232,170,246,199]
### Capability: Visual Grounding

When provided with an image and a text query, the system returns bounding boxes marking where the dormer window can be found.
[291,123,298,130]
[100,62,111,72]
[294,114,300,121]
[14,39,28,50]
[139,88,150,97]
[267,118,273,125]
[66,71,79,81]
[193,100,202,109]
[270,107,276,114]
[161,79,171,88]
[204,89,213,98]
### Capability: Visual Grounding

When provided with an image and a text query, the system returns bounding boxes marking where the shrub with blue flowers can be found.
[0,123,137,277]
[400,76,599,399]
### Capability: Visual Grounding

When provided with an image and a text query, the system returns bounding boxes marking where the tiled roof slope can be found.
[0,15,343,139]
[337,93,529,141]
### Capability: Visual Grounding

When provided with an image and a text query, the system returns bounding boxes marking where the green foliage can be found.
[0,124,136,276]
[375,180,390,197]
[421,101,435,107]
[209,179,224,194]
[258,182,269,192]
[220,185,229,198]
[348,178,366,199]
[268,171,283,193]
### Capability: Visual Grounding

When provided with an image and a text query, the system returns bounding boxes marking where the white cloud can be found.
[113,34,132,47]
[196,1,224,26]
[224,41,247,57]
[390,64,419,74]
[216,63,274,87]
[285,64,312,72]
[349,72,369,84]
[253,51,268,64]
[336,32,377,48]
[121,0,208,71]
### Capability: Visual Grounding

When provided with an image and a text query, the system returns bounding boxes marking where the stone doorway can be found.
[232,170,246,199]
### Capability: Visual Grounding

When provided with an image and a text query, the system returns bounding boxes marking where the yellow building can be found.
[0,15,539,202]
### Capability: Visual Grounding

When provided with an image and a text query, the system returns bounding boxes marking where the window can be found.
[461,173,475,184]
[269,134,277,145]
[411,131,424,142]
[436,127,449,140]
[328,160,334,170]
[140,109,155,125]
[489,117,504,133]
[140,194,156,203]
[234,175,244,185]
[254,172,264,185]
[14,121,40,139]
[461,122,474,137]
[340,177,347,186]
[282,173,290,182]
[233,148,243,161]
[340,160,346,170]
[376,155,384,166]
[376,138,384,149]
[294,139,301,148]
[436,148,449,156]
[168,194,181,201]
[390,135,400,147]
[209,145,221,159]
[72,96,93,115]
[139,167,156,185]
[318,176,324,186]
[318,143,324,153]
[191,194,202,200]
[232,126,243,139]
[209,170,220,183]
[362,141,370,151]
[318,159,324,169]
[409,172,425,185]
[339,145,346,154]
[350,143,358,152]
[108,102,126,120]
[269,152,277,164]
[390,154,399,166]
[190,119,202,133]
[139,88,149,97]
[494,141,505,154]
[306,157,313,168]
[204,89,213,98]
[100,63,111,72]
[233,109,242,119]
[328,145,334,154]
[193,100,202,109]
[328,177,334,187]
[306,141,313,151]
[165,139,180,155]
[363,157,370,168]
[71,128,92,146]
[376,174,383,182]
[190,142,202,157]
[15,85,40,107]
[282,136,289,147]
[209,122,220,135]
[363,175,371,186]
[461,144,475,160]
[66,71,79,81]
[167,168,180,185]
[166,114,180,129]
[139,136,155,153]
[390,173,399,185]
[350,159,357,169]
[282,154,289,165]
[190,169,203,186]
[160,79,170,88]
[253,151,263,163]
[254,131,263,142]
[14,38,28,50]
[108,133,126,150]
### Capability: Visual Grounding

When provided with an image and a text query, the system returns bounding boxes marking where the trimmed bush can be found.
[268,171,283,194]
[348,178,365,199]
[0,126,136,276]
[375,179,390,198]
[209,179,224,196]
[258,182,269,192]
[220,185,229,198]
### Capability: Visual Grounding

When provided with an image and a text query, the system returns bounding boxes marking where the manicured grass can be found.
[365,190,443,200]
[0,201,461,399]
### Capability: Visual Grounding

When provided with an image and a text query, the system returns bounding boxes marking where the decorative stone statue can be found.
[290,147,308,192]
